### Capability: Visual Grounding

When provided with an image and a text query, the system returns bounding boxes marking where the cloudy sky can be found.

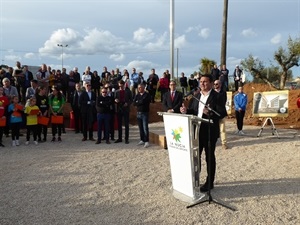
[1,0,300,80]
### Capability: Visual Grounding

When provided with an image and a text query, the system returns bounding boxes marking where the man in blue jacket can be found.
[234,86,248,135]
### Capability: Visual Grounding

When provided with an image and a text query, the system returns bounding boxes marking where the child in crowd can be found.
[0,86,9,147]
[35,86,49,142]
[49,86,65,142]
[8,96,23,146]
[24,97,40,145]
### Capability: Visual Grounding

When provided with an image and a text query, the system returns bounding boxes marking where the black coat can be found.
[114,88,132,113]
[79,90,97,125]
[186,89,225,141]
[162,91,183,113]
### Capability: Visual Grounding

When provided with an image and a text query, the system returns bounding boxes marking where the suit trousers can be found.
[117,111,129,141]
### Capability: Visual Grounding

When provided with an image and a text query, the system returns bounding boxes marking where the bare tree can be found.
[241,36,300,89]
[274,36,300,89]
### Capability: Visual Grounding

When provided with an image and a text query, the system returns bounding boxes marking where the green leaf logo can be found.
[171,127,183,142]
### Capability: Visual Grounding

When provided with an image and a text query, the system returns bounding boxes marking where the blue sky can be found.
[1,0,299,80]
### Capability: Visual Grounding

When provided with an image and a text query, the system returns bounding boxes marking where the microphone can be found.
[184,87,199,97]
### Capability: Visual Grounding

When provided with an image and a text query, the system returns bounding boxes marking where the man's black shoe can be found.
[200,183,214,192]
[114,139,122,143]
[95,140,101,144]
[125,140,129,144]
[0,143,4,147]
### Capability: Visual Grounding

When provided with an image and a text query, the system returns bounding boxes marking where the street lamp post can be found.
[57,44,68,70]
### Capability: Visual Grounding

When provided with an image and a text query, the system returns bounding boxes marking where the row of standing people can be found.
[0,84,65,147]
[71,80,153,148]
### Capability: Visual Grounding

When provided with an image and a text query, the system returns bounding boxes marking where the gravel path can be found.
[0,122,299,225]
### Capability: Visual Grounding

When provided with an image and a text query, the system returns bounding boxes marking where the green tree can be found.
[241,36,300,89]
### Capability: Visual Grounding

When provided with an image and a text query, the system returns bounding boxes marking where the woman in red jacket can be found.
[158,72,170,102]
[0,86,9,147]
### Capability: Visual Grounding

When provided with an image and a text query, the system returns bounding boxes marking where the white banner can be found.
[163,114,194,198]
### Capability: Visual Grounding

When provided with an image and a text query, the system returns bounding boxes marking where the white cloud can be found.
[109,53,125,62]
[24,53,35,59]
[185,25,202,33]
[198,28,210,39]
[270,33,282,44]
[38,28,81,59]
[4,55,21,61]
[174,35,187,49]
[124,60,159,74]
[241,28,257,37]
[144,32,168,51]
[133,28,155,43]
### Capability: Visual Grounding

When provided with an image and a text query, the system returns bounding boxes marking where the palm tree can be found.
[200,58,215,74]
[220,0,229,66]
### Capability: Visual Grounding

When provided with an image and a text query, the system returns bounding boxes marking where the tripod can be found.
[186,94,236,211]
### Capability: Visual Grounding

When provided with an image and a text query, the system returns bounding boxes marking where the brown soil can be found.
[240,83,300,129]
[131,83,300,129]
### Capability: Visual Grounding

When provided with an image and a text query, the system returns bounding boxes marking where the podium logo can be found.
[171,127,183,142]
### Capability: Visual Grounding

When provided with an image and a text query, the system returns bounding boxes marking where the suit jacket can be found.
[114,88,133,113]
[217,89,228,118]
[162,91,183,113]
[71,91,82,111]
[186,89,225,141]
[79,90,96,114]
[79,90,97,128]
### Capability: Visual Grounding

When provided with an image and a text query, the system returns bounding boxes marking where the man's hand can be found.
[180,103,187,114]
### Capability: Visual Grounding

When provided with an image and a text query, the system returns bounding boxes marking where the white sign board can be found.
[163,114,194,199]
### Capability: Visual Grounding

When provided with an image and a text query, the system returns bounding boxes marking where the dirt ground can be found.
[130,83,300,129]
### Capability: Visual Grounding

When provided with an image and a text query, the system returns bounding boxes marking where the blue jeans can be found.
[97,113,111,141]
[137,112,149,142]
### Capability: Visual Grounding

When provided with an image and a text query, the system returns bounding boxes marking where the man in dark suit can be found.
[71,83,83,133]
[79,82,97,141]
[180,74,226,192]
[114,80,133,144]
[162,80,183,113]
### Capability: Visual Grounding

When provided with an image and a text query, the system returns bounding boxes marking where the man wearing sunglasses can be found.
[79,82,97,142]
[214,80,228,150]
[95,87,114,144]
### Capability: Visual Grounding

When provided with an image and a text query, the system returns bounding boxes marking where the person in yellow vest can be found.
[24,97,40,145]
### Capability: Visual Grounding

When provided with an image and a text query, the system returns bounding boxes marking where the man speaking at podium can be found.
[180,74,226,192]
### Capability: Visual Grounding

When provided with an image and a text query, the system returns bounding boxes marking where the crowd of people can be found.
[0,60,249,194]
[0,62,188,148]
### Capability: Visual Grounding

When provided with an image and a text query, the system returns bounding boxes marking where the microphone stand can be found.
[186,94,236,211]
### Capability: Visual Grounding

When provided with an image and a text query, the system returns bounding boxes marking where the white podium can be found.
[158,112,211,204]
